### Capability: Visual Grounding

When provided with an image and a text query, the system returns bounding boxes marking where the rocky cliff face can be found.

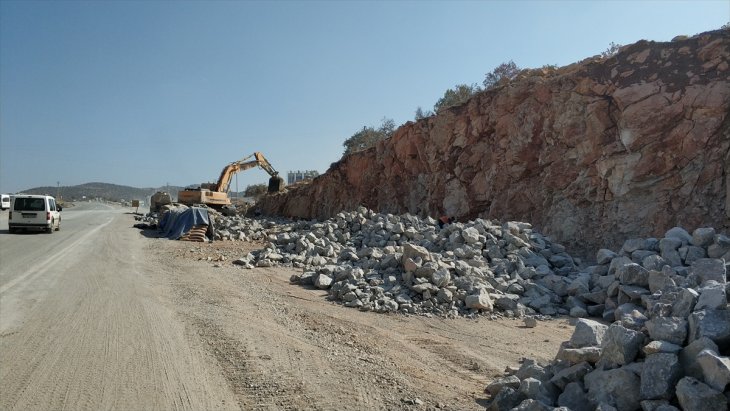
[259,29,730,256]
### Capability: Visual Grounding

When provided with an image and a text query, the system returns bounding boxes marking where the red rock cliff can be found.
[259,30,730,254]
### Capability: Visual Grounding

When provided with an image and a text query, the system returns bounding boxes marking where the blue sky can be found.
[1,0,727,194]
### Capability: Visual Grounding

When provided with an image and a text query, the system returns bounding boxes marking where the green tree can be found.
[433,83,481,113]
[343,117,396,156]
[601,42,622,58]
[414,106,433,120]
[378,117,395,136]
[244,183,267,197]
[483,60,520,89]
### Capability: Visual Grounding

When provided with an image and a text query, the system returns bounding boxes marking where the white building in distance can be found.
[287,170,319,185]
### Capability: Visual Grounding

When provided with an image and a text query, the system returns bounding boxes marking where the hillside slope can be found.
[258,29,730,255]
[21,182,183,203]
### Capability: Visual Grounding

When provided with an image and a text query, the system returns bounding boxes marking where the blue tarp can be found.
[158,206,210,240]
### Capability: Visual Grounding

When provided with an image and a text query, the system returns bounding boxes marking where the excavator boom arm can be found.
[214,152,280,193]
[253,152,279,177]
[215,159,258,193]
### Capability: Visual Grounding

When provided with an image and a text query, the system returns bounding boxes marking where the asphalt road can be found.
[0,202,236,410]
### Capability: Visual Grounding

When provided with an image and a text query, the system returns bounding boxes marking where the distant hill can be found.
[20,182,184,202]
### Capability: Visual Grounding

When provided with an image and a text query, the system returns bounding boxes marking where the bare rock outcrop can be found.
[259,29,730,254]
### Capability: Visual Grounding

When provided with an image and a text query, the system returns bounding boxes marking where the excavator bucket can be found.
[268,176,284,193]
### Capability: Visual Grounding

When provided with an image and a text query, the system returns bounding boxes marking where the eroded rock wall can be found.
[259,30,730,255]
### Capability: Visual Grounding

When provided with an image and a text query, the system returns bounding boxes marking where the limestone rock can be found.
[569,319,608,348]
[558,381,593,411]
[485,375,521,396]
[584,367,641,411]
[600,323,645,368]
[596,249,617,265]
[487,387,526,411]
[556,344,602,364]
[675,377,727,411]
[642,340,683,355]
[314,273,333,289]
[690,259,727,285]
[665,227,693,245]
[465,291,493,311]
[523,317,538,328]
[645,317,688,346]
[550,362,593,390]
[688,309,730,350]
[692,227,716,247]
[617,263,650,287]
[695,283,728,311]
[680,337,720,380]
[640,353,682,400]
[696,349,730,392]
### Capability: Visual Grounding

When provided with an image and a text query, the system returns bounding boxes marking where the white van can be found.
[0,194,9,210]
[9,195,62,233]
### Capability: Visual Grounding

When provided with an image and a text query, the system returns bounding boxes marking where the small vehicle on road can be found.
[8,194,62,233]
[1,194,10,210]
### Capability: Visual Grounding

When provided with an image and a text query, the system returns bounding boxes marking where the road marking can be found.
[0,217,114,295]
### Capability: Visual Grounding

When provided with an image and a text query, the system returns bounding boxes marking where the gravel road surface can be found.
[0,203,237,410]
[0,204,573,410]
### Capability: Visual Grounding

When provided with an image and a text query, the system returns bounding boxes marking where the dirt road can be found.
[0,206,573,410]
[0,203,237,410]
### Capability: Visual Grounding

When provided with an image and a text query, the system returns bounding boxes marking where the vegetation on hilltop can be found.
[340,25,728,158]
[20,182,183,203]
[342,117,396,156]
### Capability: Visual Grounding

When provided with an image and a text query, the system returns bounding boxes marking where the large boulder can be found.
[674,377,727,411]
[696,349,730,392]
[584,367,641,411]
[569,319,608,348]
[600,323,645,368]
[688,309,730,350]
[639,353,682,400]
[645,317,688,346]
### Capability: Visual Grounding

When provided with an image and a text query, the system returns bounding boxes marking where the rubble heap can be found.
[220,207,580,318]
[138,206,729,407]
[485,226,729,411]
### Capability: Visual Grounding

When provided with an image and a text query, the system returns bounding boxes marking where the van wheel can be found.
[47,221,54,234]
[55,223,60,231]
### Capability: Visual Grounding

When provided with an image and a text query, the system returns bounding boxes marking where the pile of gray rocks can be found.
[224,206,582,318]
[485,226,729,411]
[160,207,730,408]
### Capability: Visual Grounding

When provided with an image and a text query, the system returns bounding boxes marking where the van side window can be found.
[49,199,56,211]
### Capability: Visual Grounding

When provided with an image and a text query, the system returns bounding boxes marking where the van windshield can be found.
[13,198,45,211]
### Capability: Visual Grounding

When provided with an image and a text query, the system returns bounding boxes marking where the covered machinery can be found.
[150,191,172,213]
[178,152,284,208]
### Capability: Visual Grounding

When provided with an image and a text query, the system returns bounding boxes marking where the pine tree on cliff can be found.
[483,60,521,89]
[342,117,395,156]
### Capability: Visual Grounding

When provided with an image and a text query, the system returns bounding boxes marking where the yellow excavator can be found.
[178,152,284,208]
